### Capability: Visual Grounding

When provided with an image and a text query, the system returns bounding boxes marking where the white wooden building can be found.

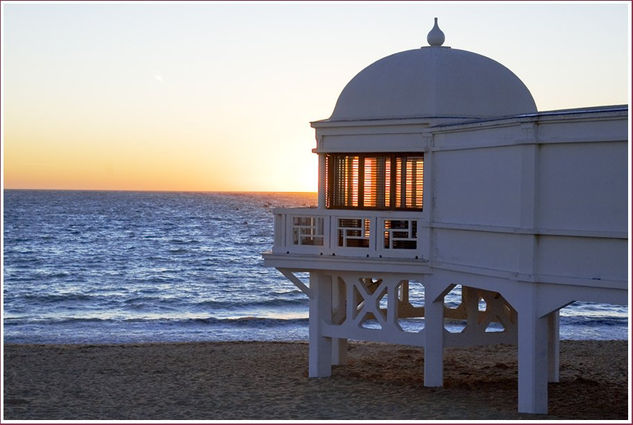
[262,19,628,414]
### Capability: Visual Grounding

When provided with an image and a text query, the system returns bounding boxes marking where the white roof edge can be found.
[310,105,629,129]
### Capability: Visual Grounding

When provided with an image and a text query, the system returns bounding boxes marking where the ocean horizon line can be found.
[3,188,318,194]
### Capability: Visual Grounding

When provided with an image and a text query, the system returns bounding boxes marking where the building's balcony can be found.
[270,207,425,261]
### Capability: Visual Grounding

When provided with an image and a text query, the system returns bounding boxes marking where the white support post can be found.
[309,272,332,377]
[386,278,398,328]
[331,276,347,366]
[518,291,549,414]
[462,286,479,332]
[424,284,445,387]
[548,309,560,383]
[318,154,326,208]
[332,338,348,366]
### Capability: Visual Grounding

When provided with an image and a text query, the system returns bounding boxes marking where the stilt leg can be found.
[518,297,549,414]
[548,310,560,383]
[309,272,332,377]
[424,285,445,387]
[331,276,347,366]
[332,338,348,365]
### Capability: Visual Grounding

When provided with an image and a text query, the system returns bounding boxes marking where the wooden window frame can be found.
[325,152,424,211]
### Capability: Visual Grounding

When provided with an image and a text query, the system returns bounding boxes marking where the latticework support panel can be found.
[322,273,427,346]
[310,272,518,348]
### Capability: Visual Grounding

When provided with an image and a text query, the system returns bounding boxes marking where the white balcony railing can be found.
[271,208,424,260]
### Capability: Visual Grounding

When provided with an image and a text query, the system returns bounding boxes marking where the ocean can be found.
[2,190,628,344]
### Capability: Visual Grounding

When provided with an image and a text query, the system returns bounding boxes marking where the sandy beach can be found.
[3,340,628,420]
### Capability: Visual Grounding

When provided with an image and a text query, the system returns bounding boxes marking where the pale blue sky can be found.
[3,2,630,191]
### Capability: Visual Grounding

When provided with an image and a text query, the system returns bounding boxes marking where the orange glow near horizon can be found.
[4,126,319,192]
[3,94,319,192]
[4,152,318,193]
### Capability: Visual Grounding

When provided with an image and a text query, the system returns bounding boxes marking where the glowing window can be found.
[325,153,423,210]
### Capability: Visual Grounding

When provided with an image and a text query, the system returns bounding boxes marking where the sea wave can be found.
[193,298,308,309]
[560,316,628,327]
[4,315,309,328]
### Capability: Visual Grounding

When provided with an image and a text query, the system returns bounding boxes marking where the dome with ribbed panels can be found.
[328,20,537,121]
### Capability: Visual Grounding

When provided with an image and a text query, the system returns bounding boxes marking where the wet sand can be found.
[3,340,628,420]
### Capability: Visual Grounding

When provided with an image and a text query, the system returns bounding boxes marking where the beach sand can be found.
[3,340,628,420]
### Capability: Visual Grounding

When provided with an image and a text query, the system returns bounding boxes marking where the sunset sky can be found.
[2,2,630,192]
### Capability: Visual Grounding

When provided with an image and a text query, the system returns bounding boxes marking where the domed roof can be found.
[329,21,537,121]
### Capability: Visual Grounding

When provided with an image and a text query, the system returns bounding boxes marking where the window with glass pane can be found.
[325,153,423,210]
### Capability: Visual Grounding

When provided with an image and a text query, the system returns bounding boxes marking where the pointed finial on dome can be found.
[427,17,445,47]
